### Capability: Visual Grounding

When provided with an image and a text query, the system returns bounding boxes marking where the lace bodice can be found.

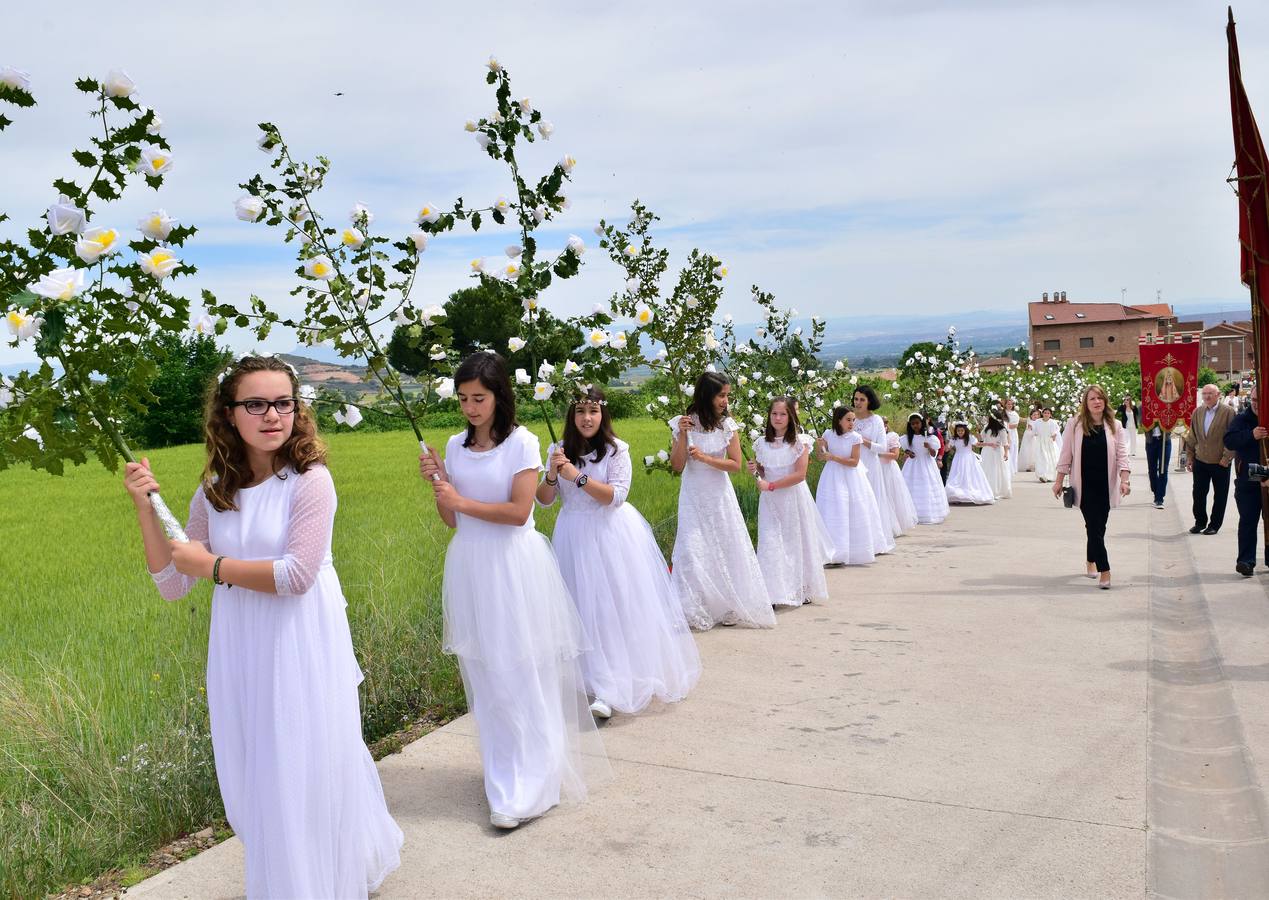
[541,438,632,513]
[151,465,337,600]
[755,434,811,479]
[669,414,740,459]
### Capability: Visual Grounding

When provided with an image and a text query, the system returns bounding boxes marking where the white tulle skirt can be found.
[554,505,701,714]
[874,460,919,537]
[980,444,1013,499]
[443,527,610,819]
[815,462,881,565]
[901,453,949,525]
[1017,429,1036,472]
[757,481,834,605]
[1034,433,1059,481]
[945,447,997,505]
[206,570,403,899]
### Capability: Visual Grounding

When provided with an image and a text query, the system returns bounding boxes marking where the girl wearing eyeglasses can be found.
[122,354,402,898]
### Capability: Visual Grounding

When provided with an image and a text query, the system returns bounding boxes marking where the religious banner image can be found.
[1139,342,1200,430]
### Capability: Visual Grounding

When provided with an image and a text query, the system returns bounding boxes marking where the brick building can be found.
[1028,292,1176,368]
[1200,320,1254,381]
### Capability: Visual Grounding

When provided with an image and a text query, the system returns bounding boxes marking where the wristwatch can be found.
[574,473,589,488]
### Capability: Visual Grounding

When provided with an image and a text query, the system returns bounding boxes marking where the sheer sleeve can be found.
[607,442,633,507]
[272,466,336,597]
[151,489,211,602]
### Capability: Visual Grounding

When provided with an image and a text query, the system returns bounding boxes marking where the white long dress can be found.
[1017,418,1038,472]
[669,415,776,631]
[945,437,997,505]
[1124,406,1139,456]
[900,433,949,525]
[153,466,402,899]
[852,413,897,554]
[979,430,1013,499]
[443,426,609,820]
[1032,418,1060,481]
[754,434,834,606]
[1006,410,1021,474]
[544,438,701,714]
[878,431,920,535]
[816,429,884,565]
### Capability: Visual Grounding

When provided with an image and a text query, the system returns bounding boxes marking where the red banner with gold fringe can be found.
[1140,343,1199,431]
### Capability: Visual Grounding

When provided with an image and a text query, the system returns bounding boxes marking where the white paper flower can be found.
[623,244,640,259]
[685,296,699,310]
[409,230,429,253]
[494,197,511,216]
[298,384,317,405]
[626,278,639,294]
[835,360,845,371]
[656,347,668,360]
[0,377,12,409]
[559,154,577,173]
[500,260,521,279]
[334,404,363,428]
[140,107,163,134]
[791,358,801,370]
[137,209,176,241]
[563,360,581,375]
[499,243,522,258]
[714,263,729,278]
[537,120,554,140]
[644,455,655,466]
[464,120,479,132]
[234,195,264,223]
[752,413,764,426]
[417,203,441,225]
[566,234,585,256]
[487,55,502,72]
[507,336,526,353]
[47,195,85,235]
[534,382,554,401]
[139,147,172,176]
[470,258,485,273]
[104,68,136,98]
[515,368,531,385]
[22,425,43,449]
[429,343,446,361]
[303,255,335,281]
[738,374,749,386]
[419,304,445,326]
[683,385,695,398]
[6,307,43,340]
[349,202,373,225]
[139,249,181,280]
[435,377,455,399]
[610,331,628,350]
[587,328,608,348]
[74,227,121,264]
[634,304,654,326]
[0,66,31,92]
[533,205,547,224]
[537,361,555,379]
[657,449,669,462]
[191,312,214,334]
[341,227,365,249]
[704,330,719,351]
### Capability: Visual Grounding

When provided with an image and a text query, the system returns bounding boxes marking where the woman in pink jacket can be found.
[1053,384,1132,590]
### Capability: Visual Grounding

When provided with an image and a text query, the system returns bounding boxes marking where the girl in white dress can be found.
[1017,408,1040,473]
[978,410,1013,500]
[747,396,834,606]
[536,387,701,719]
[899,413,949,525]
[877,417,920,535]
[1032,407,1061,482]
[125,354,402,898]
[944,422,997,505]
[419,352,608,830]
[850,385,897,554]
[816,408,886,565]
[1004,398,1021,475]
[668,371,776,631]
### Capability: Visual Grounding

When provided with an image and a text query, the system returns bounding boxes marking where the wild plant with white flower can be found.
[0,72,200,539]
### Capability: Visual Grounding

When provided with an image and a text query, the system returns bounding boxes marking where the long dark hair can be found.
[454,351,518,448]
[764,396,800,445]
[562,386,617,466]
[831,406,852,435]
[687,371,730,432]
[951,422,971,445]
[203,355,326,512]
[853,384,880,411]
[905,413,925,442]
[985,410,1005,436]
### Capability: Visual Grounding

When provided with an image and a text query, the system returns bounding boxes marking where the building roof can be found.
[1204,320,1254,336]
[1028,300,1175,328]
[1174,320,1205,332]
[976,355,1018,368]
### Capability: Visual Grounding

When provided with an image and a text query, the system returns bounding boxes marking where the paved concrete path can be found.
[130,455,1269,899]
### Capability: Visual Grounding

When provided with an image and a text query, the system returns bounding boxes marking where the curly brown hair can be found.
[202,355,326,512]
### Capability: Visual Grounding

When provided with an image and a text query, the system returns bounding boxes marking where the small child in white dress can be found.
[900,413,949,525]
[125,354,402,898]
[874,416,920,537]
[669,371,776,630]
[944,422,997,505]
[1032,407,1061,482]
[1017,408,1040,472]
[816,408,887,565]
[419,352,609,831]
[979,410,1013,500]
[747,396,834,606]
[536,387,701,719]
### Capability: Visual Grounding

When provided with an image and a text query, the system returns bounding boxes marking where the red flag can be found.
[1140,343,1199,431]
[1228,7,1269,422]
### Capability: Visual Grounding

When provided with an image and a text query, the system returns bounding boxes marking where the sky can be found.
[3,0,1268,366]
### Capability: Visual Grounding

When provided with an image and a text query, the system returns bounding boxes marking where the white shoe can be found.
[589,699,613,719]
[490,812,520,830]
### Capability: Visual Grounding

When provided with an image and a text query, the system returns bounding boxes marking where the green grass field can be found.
[0,416,727,898]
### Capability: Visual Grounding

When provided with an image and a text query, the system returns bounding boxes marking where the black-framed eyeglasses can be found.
[229,397,298,416]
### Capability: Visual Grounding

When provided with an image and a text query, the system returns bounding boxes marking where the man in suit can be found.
[1224,384,1268,576]
[1185,384,1236,535]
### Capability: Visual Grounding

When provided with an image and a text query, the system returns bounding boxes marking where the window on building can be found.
[1043,314,1055,320]
[1079,337,1094,348]
[1181,335,1191,343]
[1043,339,1060,351]
[1107,335,1116,343]
[1075,313,1086,318]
